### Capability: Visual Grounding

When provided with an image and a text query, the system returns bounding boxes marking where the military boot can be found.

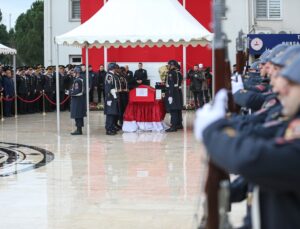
[71,127,83,135]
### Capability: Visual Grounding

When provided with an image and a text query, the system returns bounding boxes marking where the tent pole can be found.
[104,0,108,70]
[55,44,60,135]
[183,46,187,106]
[212,40,215,98]
[182,0,187,106]
[13,54,17,118]
[86,45,90,133]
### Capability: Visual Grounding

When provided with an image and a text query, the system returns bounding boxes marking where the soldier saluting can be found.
[69,67,86,135]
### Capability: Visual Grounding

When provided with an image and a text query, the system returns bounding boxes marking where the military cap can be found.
[108,63,118,70]
[168,60,179,66]
[271,45,300,67]
[265,44,289,63]
[249,61,260,71]
[259,49,272,64]
[74,66,81,73]
[280,54,300,84]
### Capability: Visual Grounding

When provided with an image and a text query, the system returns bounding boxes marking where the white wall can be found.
[223,0,249,66]
[44,0,81,66]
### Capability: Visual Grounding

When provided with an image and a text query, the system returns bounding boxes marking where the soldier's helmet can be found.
[280,54,300,84]
[265,44,289,63]
[168,60,179,68]
[108,63,118,71]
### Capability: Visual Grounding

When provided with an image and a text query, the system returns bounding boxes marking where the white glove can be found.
[110,89,117,99]
[65,90,69,95]
[168,97,173,104]
[107,101,112,106]
[231,73,244,94]
[194,89,228,141]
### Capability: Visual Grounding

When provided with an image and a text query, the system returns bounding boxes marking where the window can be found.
[70,0,80,20]
[69,55,82,65]
[256,0,282,20]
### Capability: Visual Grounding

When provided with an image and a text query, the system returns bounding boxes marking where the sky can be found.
[0,0,37,30]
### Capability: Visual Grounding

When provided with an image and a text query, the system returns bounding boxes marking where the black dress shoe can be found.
[176,125,184,130]
[106,130,117,135]
[71,127,83,135]
[165,127,177,132]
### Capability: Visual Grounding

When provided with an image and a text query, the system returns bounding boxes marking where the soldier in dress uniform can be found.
[34,67,44,112]
[88,65,96,104]
[119,67,129,126]
[16,67,29,114]
[69,67,87,135]
[165,60,182,132]
[104,63,119,135]
[26,67,36,113]
[124,65,135,90]
[194,52,300,229]
[57,65,67,111]
[43,66,55,112]
[134,62,148,87]
[175,62,184,130]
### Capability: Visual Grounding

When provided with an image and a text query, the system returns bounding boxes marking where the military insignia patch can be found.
[223,127,237,137]
[284,119,300,141]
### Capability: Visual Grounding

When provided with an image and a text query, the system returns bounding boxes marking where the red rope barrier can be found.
[44,94,57,105]
[60,96,70,105]
[44,94,70,105]
[2,97,15,102]
[17,94,43,103]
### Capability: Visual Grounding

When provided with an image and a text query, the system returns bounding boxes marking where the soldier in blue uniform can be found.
[194,53,300,229]
[43,66,55,112]
[2,67,15,117]
[69,67,86,135]
[104,63,119,135]
[165,60,182,132]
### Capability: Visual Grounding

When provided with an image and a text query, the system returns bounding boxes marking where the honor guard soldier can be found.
[165,60,182,132]
[104,63,119,135]
[119,67,129,126]
[69,67,86,135]
[194,52,300,229]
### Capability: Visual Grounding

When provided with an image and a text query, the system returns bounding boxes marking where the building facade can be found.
[223,0,300,64]
[44,0,82,66]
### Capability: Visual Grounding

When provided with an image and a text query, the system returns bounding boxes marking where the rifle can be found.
[236,30,246,75]
[201,1,231,229]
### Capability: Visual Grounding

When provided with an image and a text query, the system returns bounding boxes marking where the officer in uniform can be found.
[69,67,86,135]
[16,67,29,114]
[119,67,129,126]
[165,60,182,132]
[175,62,184,129]
[194,53,300,229]
[43,66,55,112]
[88,65,96,103]
[2,67,15,117]
[104,63,119,135]
[124,65,135,90]
[134,62,148,87]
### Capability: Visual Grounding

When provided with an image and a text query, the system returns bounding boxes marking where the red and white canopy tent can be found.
[55,0,213,134]
[0,44,18,118]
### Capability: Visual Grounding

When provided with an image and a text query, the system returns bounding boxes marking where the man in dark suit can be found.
[134,62,148,86]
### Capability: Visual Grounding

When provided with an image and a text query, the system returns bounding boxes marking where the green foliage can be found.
[0,9,11,64]
[14,1,44,66]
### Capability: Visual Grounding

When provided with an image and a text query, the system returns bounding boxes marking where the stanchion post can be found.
[1,93,4,122]
[42,90,46,116]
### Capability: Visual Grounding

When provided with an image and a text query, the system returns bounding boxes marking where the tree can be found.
[0,9,11,64]
[14,1,44,66]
